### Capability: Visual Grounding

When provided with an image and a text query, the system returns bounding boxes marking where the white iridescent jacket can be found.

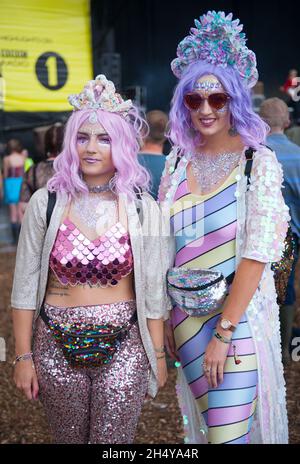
[158,145,290,444]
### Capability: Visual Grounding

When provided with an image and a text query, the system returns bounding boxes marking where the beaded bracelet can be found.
[214,331,231,345]
[12,352,33,366]
[154,346,165,354]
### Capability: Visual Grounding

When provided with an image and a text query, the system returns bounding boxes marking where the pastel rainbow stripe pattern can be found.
[170,167,258,444]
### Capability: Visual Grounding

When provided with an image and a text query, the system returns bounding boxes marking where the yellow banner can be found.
[0,0,93,112]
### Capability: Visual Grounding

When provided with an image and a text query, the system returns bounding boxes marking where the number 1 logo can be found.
[35,52,68,90]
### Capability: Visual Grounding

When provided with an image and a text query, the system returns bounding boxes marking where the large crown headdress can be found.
[68,74,133,116]
[171,11,258,89]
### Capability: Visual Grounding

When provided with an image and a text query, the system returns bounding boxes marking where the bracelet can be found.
[213,331,231,345]
[154,346,165,353]
[156,353,166,360]
[12,352,33,366]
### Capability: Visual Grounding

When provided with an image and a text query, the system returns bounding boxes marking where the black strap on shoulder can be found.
[244,145,275,185]
[46,191,57,228]
[134,187,143,201]
[244,147,255,185]
[134,187,144,224]
[264,144,274,152]
[32,164,37,193]
[174,155,181,171]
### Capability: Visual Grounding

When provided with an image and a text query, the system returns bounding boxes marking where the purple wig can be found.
[48,107,150,200]
[168,60,269,152]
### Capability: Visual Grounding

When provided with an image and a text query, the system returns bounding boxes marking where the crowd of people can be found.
[1,9,300,445]
[0,124,64,243]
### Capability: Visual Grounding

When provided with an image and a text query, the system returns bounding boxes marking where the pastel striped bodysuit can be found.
[170,166,258,444]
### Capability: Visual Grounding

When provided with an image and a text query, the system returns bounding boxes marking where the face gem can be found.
[88,111,98,124]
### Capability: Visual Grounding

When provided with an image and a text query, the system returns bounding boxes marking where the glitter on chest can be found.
[191,152,241,194]
[49,218,133,287]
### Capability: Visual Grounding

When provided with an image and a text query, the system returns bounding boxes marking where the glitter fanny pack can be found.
[167,268,233,317]
[40,305,137,367]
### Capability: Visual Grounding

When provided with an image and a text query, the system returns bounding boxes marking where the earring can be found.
[228,115,238,136]
[188,126,197,138]
[228,126,238,136]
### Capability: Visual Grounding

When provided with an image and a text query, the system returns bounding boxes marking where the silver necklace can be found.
[87,182,111,194]
[73,193,118,231]
[191,151,241,193]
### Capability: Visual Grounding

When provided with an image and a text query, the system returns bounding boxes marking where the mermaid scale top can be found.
[49,217,133,288]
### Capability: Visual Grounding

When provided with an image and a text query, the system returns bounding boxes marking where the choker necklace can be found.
[191,151,241,194]
[87,182,112,194]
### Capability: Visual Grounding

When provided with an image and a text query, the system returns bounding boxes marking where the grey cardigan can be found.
[11,187,169,397]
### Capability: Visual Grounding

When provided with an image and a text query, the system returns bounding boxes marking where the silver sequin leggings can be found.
[32,300,150,444]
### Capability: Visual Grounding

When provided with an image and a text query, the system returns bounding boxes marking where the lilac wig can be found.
[168,60,269,152]
[48,108,150,200]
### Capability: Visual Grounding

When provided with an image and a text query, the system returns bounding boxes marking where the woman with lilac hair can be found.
[11,75,168,444]
[159,11,289,443]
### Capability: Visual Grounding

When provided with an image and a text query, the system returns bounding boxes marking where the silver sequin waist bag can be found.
[167,268,234,317]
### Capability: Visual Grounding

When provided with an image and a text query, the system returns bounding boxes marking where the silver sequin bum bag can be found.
[167,268,229,317]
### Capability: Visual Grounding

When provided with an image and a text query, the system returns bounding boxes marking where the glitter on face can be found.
[77,123,111,138]
[190,74,231,136]
[194,80,223,93]
[194,75,224,96]
[32,300,149,444]
[194,75,229,114]
[215,103,228,114]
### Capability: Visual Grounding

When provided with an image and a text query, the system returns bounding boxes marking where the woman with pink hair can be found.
[11,75,168,444]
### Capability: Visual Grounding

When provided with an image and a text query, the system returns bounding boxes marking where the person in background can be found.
[3,139,26,243]
[260,97,300,363]
[0,169,3,201]
[251,81,265,114]
[280,69,300,123]
[286,120,300,147]
[139,110,168,200]
[280,69,298,98]
[19,123,64,219]
[21,148,29,159]
[0,144,4,199]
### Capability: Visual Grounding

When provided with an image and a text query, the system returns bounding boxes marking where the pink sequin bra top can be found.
[49,217,133,288]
